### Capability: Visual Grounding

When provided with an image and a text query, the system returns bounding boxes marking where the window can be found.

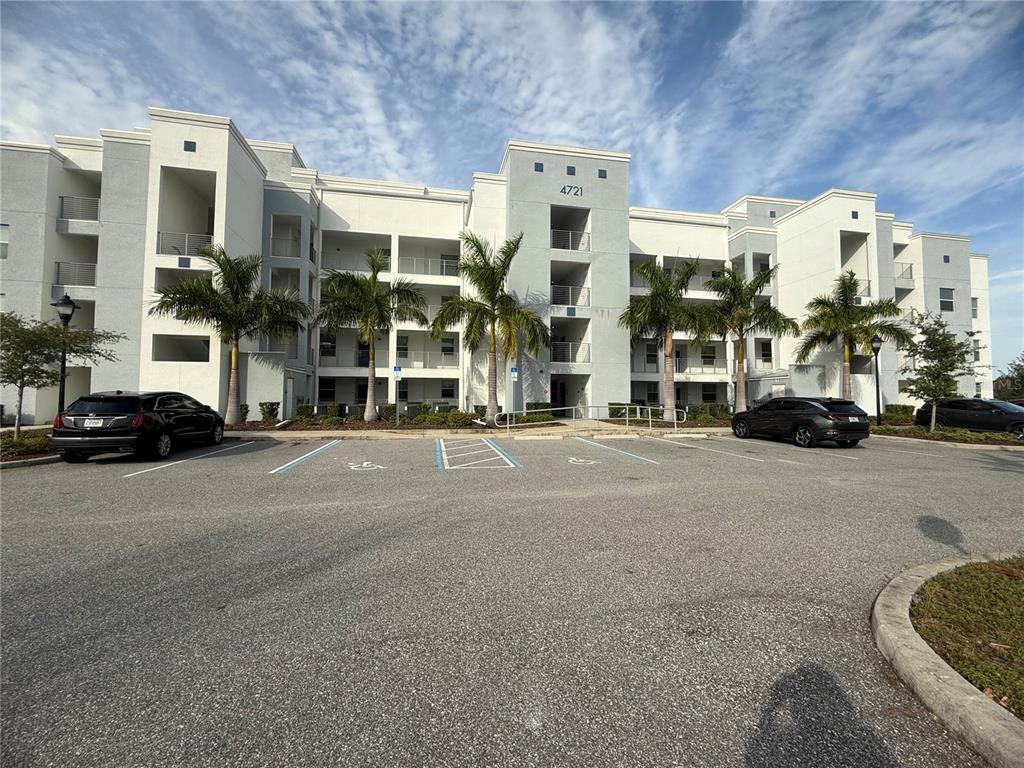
[441,335,456,356]
[758,262,771,273]
[975,382,983,396]
[597,169,607,179]
[398,380,409,400]
[319,337,336,356]
[0,224,8,259]
[645,343,658,365]
[943,254,950,264]
[441,379,456,399]
[646,382,659,404]
[760,341,772,362]
[156,394,187,410]
[939,288,954,312]
[534,162,544,172]
[851,211,859,219]
[711,270,723,279]
[971,297,978,319]
[318,378,336,403]
[973,340,981,362]
[701,383,717,403]
[768,210,776,219]
[701,345,716,365]
[183,140,196,152]
[396,335,409,360]
[566,165,576,176]
[357,381,368,402]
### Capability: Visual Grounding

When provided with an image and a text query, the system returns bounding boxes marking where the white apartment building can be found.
[0,107,993,424]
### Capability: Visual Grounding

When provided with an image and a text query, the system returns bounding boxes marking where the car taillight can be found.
[53,414,63,429]
[131,412,147,428]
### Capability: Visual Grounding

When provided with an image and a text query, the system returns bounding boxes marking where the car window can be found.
[990,400,1024,413]
[963,400,991,411]
[65,397,141,415]
[180,397,203,410]
[818,401,863,413]
[783,401,811,411]
[758,401,781,412]
[156,395,186,409]
[942,400,967,410]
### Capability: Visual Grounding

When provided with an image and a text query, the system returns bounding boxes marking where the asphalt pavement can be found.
[2,434,1022,767]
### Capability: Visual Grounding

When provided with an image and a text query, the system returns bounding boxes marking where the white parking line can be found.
[776,458,809,466]
[437,438,520,469]
[647,435,765,462]
[574,437,659,464]
[268,440,341,474]
[123,441,255,478]
[866,446,940,457]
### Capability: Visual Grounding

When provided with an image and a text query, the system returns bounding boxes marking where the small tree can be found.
[1,312,124,439]
[899,313,975,432]
[994,351,1024,401]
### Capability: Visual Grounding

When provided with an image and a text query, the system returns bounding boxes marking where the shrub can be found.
[320,416,343,428]
[295,404,315,420]
[885,404,915,415]
[526,401,553,418]
[320,403,342,419]
[411,412,430,425]
[259,401,280,423]
[446,411,478,428]
[0,430,54,460]
[379,404,397,421]
[515,412,552,423]
[238,404,250,423]
[426,412,448,426]
[473,405,487,417]
[871,425,1022,444]
[294,417,314,428]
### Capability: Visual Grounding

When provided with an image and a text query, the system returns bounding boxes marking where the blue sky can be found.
[2,1,1022,370]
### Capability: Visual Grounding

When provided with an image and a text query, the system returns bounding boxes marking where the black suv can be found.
[915,399,1024,437]
[52,391,224,462]
[731,397,870,448]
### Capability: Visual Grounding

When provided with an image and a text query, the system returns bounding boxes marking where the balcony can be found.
[266,336,299,359]
[550,285,590,306]
[398,256,458,277]
[158,232,213,258]
[396,351,459,369]
[320,350,391,368]
[629,272,651,289]
[753,358,774,370]
[54,262,96,286]
[894,262,913,280]
[677,358,728,375]
[59,196,100,221]
[271,236,300,258]
[551,342,591,363]
[550,230,590,251]
[631,358,659,373]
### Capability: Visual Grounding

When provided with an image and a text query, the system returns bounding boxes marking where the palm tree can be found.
[315,247,428,422]
[150,244,310,425]
[430,231,549,426]
[795,270,913,400]
[618,259,712,421]
[706,265,800,412]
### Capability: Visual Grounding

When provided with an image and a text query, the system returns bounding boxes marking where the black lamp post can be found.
[870,334,883,426]
[50,293,78,413]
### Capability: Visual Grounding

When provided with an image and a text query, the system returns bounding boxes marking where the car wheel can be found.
[207,423,224,446]
[59,450,88,463]
[148,431,174,460]
[1009,423,1024,439]
[793,425,817,448]
[838,440,860,448]
[733,420,750,438]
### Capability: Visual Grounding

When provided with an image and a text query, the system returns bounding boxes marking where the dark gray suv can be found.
[731,397,870,448]
[915,399,1024,437]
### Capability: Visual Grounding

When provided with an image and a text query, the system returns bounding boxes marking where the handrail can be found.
[397,255,458,276]
[550,285,591,306]
[894,262,913,280]
[551,341,591,363]
[59,196,100,221]
[495,404,698,436]
[550,230,590,251]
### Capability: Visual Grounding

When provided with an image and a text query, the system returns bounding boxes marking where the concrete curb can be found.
[225,428,732,442]
[872,553,1024,768]
[871,433,1024,451]
[0,454,61,469]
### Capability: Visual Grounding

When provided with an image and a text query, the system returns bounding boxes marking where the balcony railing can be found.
[551,342,591,363]
[753,358,774,370]
[550,285,591,306]
[677,358,728,374]
[630,271,650,288]
[894,262,913,280]
[398,256,458,276]
[271,236,300,258]
[59,196,100,221]
[158,232,213,257]
[631,359,659,373]
[396,351,459,368]
[320,350,391,368]
[550,230,590,251]
[266,337,299,358]
[54,261,97,286]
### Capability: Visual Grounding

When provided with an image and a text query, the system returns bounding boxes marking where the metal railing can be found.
[266,337,299,358]
[550,285,591,306]
[894,262,913,279]
[320,350,390,368]
[550,230,590,251]
[157,232,213,257]
[396,351,459,368]
[494,404,723,436]
[631,358,660,373]
[59,196,100,221]
[397,256,458,276]
[551,341,591,363]
[630,271,651,289]
[271,236,300,258]
[753,358,774,370]
[677,358,728,374]
[54,261,97,286]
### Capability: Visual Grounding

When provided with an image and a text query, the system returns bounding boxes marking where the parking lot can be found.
[2,434,1022,767]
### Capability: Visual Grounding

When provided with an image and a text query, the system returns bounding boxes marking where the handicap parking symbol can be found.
[347,461,386,471]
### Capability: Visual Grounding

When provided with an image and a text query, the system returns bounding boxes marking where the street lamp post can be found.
[870,334,883,426]
[50,293,78,413]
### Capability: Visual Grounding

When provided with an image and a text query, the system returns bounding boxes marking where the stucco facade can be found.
[0,107,994,424]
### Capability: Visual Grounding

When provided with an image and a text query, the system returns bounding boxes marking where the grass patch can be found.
[872,425,1022,445]
[911,554,1024,718]
[0,430,55,461]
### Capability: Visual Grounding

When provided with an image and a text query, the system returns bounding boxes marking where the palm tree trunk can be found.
[929,398,937,433]
[14,384,24,441]
[735,336,747,412]
[225,338,241,425]
[841,338,852,400]
[364,337,377,422]
[662,330,675,421]
[486,324,498,426]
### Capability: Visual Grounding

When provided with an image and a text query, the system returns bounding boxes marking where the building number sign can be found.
[560,185,583,197]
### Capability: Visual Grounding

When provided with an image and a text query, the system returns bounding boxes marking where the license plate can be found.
[84,419,104,427]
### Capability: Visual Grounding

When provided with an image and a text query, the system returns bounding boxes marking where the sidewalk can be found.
[224,424,735,441]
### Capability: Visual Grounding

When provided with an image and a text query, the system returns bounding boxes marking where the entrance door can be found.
[552,380,567,409]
